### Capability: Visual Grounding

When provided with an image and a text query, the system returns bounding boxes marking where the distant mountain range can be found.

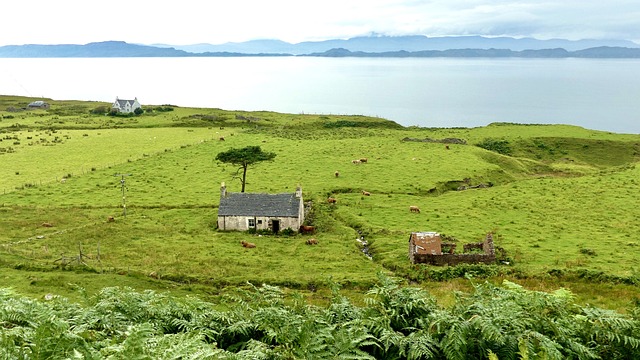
[1,36,640,58]
[155,35,640,54]
[305,47,640,58]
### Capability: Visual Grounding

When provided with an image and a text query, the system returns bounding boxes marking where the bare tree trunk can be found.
[241,164,248,192]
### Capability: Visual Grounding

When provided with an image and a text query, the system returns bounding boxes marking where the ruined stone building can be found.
[409,232,496,265]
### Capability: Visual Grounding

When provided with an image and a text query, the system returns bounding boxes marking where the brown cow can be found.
[219,137,225,141]
[361,190,371,196]
[409,205,421,213]
[241,240,256,248]
[300,225,315,234]
[334,170,340,177]
[306,238,319,245]
[359,158,368,163]
[327,197,337,204]
[107,216,115,222]
[445,145,450,150]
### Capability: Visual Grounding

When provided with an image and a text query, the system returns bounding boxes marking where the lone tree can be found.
[215,146,276,192]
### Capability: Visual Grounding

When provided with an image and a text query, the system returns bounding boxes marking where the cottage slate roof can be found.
[218,192,301,217]
[114,99,135,108]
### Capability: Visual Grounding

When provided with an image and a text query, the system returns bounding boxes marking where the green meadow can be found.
[1,95,639,311]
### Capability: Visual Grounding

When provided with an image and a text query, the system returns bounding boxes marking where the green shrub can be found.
[90,105,109,114]
[475,138,512,155]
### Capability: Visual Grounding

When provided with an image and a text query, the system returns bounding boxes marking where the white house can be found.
[111,97,141,113]
[217,183,305,234]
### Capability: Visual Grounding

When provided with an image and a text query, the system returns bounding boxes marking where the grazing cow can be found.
[359,158,368,163]
[409,205,421,213]
[300,225,315,234]
[107,216,115,222]
[219,137,225,141]
[327,197,337,204]
[41,222,54,227]
[241,240,256,248]
[351,159,361,164]
[334,170,340,177]
[361,190,371,196]
[445,145,450,150]
[306,238,319,245]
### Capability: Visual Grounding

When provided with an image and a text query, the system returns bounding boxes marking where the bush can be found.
[579,248,597,256]
[406,263,505,282]
[323,120,361,128]
[256,229,273,236]
[475,138,512,155]
[154,106,174,112]
[90,106,109,115]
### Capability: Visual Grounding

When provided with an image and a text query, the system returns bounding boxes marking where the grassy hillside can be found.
[1,95,639,311]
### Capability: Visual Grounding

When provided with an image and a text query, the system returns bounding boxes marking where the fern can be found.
[441,321,470,360]
[1,276,640,359]
[402,329,439,360]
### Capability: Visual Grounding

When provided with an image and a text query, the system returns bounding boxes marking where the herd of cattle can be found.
[235,156,420,250]
[350,157,368,165]
[330,157,420,211]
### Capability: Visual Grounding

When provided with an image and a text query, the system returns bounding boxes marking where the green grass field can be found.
[1,95,639,311]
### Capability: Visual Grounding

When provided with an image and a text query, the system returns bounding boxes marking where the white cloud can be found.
[1,0,639,45]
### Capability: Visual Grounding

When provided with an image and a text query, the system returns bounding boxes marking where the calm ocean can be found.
[1,57,639,133]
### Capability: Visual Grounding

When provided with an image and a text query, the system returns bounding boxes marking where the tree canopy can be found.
[215,146,276,192]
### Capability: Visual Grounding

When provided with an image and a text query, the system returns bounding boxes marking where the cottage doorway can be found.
[272,220,280,234]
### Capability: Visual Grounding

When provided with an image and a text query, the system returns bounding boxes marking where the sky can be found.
[2,0,639,46]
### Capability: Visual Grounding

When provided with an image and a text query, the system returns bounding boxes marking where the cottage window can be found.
[248,219,256,228]
[257,220,263,224]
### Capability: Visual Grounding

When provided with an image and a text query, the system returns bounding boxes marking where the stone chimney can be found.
[295,185,302,198]
[220,182,227,198]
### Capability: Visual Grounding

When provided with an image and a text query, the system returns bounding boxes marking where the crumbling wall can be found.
[412,252,496,266]
[411,233,496,265]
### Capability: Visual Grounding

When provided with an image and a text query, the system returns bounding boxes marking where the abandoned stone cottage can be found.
[408,231,496,265]
[216,183,304,233]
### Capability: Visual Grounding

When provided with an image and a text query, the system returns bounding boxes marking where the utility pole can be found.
[114,173,132,217]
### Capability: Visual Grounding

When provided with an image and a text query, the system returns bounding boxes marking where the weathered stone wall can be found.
[402,137,467,144]
[411,233,496,265]
[217,215,300,232]
[412,252,496,266]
